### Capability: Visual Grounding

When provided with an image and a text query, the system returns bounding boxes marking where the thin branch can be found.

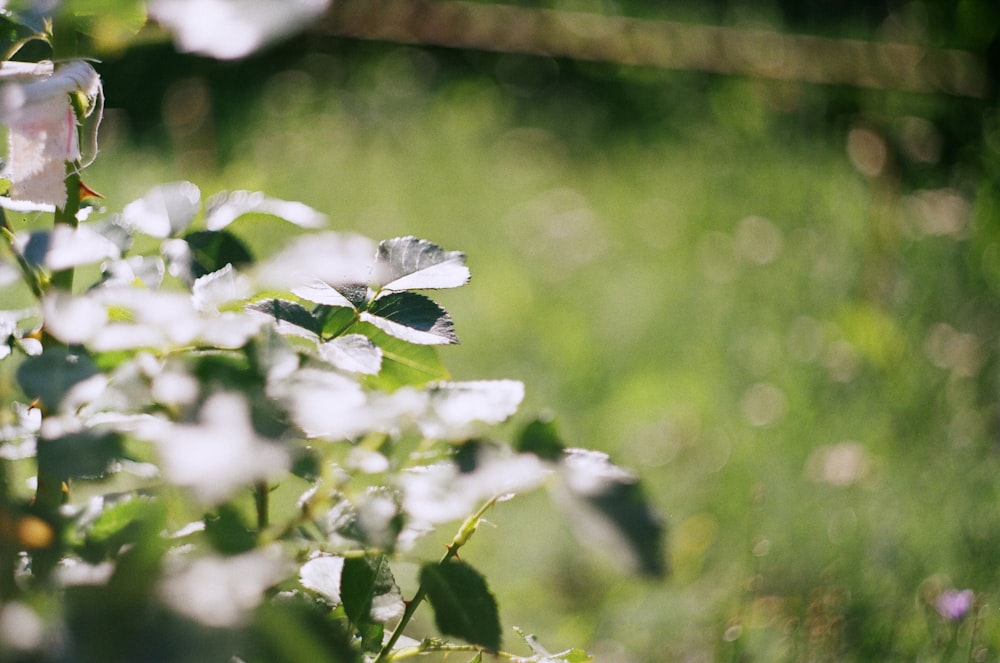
[374,494,508,662]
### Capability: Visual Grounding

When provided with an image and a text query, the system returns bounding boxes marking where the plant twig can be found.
[374,494,507,663]
[254,481,270,532]
[0,210,45,300]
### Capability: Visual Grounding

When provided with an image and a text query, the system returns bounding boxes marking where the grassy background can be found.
[83,37,1000,661]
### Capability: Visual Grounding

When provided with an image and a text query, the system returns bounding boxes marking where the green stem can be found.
[374,495,506,663]
[49,16,78,61]
[383,642,528,662]
[0,462,19,600]
[33,150,84,577]
[0,211,44,300]
[49,167,81,291]
[254,481,270,532]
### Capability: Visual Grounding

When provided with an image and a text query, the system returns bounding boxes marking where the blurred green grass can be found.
[86,44,1000,661]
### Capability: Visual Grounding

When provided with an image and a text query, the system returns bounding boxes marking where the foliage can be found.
[109,26,1000,663]
[0,3,665,663]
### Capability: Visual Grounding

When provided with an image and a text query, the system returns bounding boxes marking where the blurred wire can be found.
[321,0,987,98]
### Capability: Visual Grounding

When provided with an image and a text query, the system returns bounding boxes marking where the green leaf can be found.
[338,554,402,652]
[357,621,384,655]
[124,181,201,239]
[516,417,565,461]
[252,592,362,663]
[557,449,667,577]
[0,14,42,52]
[204,504,256,555]
[420,560,501,651]
[38,430,123,479]
[61,0,147,53]
[294,282,369,310]
[358,323,449,390]
[192,351,255,391]
[83,497,160,562]
[373,236,470,291]
[361,292,458,345]
[182,229,254,281]
[16,346,100,411]
[318,305,361,338]
[205,190,326,230]
[341,555,404,626]
[248,298,322,337]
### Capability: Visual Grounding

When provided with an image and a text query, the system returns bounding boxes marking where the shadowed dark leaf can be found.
[361,292,457,345]
[556,449,667,577]
[183,229,253,281]
[420,560,501,651]
[248,298,322,336]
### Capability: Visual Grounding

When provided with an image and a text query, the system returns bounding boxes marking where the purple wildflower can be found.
[935,589,974,621]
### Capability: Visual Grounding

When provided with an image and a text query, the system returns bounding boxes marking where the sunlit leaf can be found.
[205,189,327,230]
[420,380,524,439]
[121,181,201,238]
[158,544,288,627]
[401,443,548,525]
[292,280,363,309]
[420,560,501,651]
[556,449,666,577]
[139,392,289,504]
[42,290,107,345]
[373,236,470,291]
[274,367,402,440]
[255,231,376,292]
[17,224,120,270]
[318,333,382,374]
[354,487,402,550]
[361,292,457,345]
[299,553,345,605]
[192,263,252,312]
[100,255,165,288]
[279,369,364,434]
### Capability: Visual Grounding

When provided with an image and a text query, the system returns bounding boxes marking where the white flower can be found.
[0,60,102,207]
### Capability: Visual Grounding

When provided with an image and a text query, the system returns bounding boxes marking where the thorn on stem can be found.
[78,180,103,200]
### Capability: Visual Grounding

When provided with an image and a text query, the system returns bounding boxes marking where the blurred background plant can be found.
[4,0,1000,661]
